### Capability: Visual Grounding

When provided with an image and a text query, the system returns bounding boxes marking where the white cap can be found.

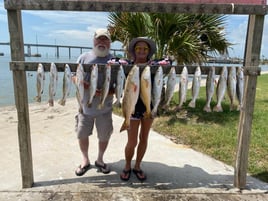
[94,29,111,41]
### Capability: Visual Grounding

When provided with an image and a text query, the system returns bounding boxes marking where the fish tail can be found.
[213,104,223,112]
[34,96,41,102]
[120,121,129,132]
[58,99,66,106]
[48,99,54,107]
[143,112,151,119]
[97,103,104,110]
[203,105,211,112]
[188,100,195,108]
[113,100,121,108]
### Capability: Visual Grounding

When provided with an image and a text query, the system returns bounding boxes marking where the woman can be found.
[120,37,156,182]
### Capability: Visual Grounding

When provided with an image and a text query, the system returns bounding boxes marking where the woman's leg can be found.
[120,119,140,180]
[134,118,153,170]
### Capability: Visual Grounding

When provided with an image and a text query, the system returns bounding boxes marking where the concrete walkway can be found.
[0,101,267,200]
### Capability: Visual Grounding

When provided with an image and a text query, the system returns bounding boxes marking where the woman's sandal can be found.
[133,169,147,181]
[75,163,91,176]
[120,169,131,181]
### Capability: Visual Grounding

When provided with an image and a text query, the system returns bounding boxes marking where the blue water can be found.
[1,55,268,107]
[0,55,78,107]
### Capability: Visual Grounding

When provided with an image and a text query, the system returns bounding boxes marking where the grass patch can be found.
[113,74,268,183]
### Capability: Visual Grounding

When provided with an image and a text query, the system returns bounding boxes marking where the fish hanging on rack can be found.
[203,66,215,112]
[236,66,244,111]
[98,64,111,109]
[151,65,163,118]
[58,64,72,106]
[176,65,188,111]
[75,63,85,113]
[162,66,176,110]
[188,66,201,108]
[35,63,45,102]
[114,64,125,108]
[227,66,237,111]
[213,66,228,112]
[87,64,98,107]
[48,62,58,106]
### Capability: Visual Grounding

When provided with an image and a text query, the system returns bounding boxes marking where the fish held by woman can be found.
[140,65,152,119]
[120,65,140,132]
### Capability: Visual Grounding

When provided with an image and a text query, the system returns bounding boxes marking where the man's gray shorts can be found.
[75,111,113,141]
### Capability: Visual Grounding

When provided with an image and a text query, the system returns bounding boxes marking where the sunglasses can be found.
[135,46,149,53]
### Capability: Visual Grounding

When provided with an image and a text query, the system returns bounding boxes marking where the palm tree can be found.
[107,12,152,58]
[107,12,231,64]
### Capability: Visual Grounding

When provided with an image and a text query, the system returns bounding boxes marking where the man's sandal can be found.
[133,169,147,181]
[75,163,91,176]
[95,161,111,174]
[120,169,131,181]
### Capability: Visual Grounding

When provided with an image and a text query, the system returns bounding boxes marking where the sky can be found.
[0,0,268,59]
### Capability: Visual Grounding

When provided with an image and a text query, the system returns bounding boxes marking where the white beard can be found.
[93,45,110,57]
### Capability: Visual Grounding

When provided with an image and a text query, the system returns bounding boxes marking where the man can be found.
[75,28,115,176]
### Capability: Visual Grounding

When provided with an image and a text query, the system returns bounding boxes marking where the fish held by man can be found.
[176,65,188,111]
[35,63,45,102]
[120,65,140,132]
[203,66,215,112]
[140,65,152,119]
[58,64,72,106]
[75,63,85,113]
[162,66,176,110]
[87,64,98,107]
[151,65,163,118]
[213,66,228,112]
[98,64,111,109]
[114,64,125,108]
[48,62,58,106]
[227,66,237,111]
[188,66,201,108]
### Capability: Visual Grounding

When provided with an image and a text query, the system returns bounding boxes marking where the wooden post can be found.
[234,15,264,189]
[7,9,34,188]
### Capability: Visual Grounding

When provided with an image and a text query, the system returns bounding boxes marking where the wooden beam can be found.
[4,0,268,14]
[234,15,264,189]
[9,61,249,76]
[7,10,34,188]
